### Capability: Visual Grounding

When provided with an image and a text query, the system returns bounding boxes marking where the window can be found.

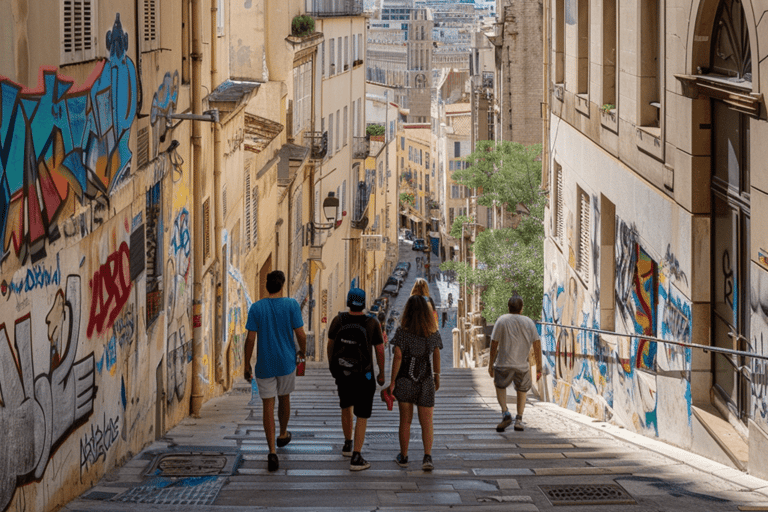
[142,0,159,51]
[338,38,342,75]
[253,186,259,248]
[357,99,362,137]
[555,0,564,83]
[320,41,325,77]
[577,187,590,282]
[341,180,347,214]
[329,39,336,75]
[401,137,405,150]
[343,106,348,146]
[61,0,97,64]
[554,162,564,243]
[451,185,459,198]
[293,61,312,136]
[425,152,429,169]
[328,113,334,155]
[602,0,617,108]
[335,109,340,151]
[449,207,455,225]
[577,0,589,94]
[639,0,661,127]
[217,0,225,36]
[454,141,461,158]
[599,194,615,330]
[344,36,349,70]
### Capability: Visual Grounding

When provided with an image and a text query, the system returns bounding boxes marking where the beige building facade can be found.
[543,0,768,478]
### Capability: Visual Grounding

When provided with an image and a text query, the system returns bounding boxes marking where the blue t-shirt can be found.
[245,297,304,378]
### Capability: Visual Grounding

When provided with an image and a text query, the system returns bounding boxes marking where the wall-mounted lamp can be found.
[312,194,340,231]
[159,109,220,142]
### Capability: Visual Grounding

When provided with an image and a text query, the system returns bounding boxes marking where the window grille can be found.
[555,163,564,243]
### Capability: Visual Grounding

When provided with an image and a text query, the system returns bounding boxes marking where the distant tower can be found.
[406,8,433,123]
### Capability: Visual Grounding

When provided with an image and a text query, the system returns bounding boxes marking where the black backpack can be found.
[330,313,372,377]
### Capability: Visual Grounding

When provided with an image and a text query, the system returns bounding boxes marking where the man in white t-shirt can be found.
[488,294,541,432]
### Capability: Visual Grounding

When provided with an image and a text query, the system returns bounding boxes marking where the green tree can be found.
[441,141,545,322]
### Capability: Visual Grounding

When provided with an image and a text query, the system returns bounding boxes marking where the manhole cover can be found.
[539,483,636,506]
[113,476,224,505]
[145,453,239,477]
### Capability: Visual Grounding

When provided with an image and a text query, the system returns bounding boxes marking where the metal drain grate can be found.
[539,483,636,506]
[145,452,240,477]
[113,476,224,505]
[83,491,120,500]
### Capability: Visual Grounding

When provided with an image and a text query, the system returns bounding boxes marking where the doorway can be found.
[711,99,751,423]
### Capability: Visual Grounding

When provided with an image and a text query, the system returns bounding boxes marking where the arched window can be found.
[711,0,752,80]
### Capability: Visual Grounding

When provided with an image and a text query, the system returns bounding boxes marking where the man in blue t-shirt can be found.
[244,270,306,472]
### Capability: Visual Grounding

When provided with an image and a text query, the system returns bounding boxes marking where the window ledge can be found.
[635,125,663,160]
[553,83,565,102]
[600,108,618,133]
[575,94,590,117]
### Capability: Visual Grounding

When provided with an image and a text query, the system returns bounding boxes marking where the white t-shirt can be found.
[491,313,539,371]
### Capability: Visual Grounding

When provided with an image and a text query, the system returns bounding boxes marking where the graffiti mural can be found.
[750,263,768,429]
[0,275,96,511]
[150,71,180,148]
[146,181,163,326]
[0,14,137,264]
[542,214,692,440]
[87,241,133,338]
[167,208,190,320]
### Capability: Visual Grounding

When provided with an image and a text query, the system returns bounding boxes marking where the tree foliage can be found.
[441,141,545,322]
[399,192,414,205]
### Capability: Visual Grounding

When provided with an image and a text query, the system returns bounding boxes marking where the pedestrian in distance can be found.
[243,270,307,472]
[488,293,541,432]
[327,288,386,471]
[411,278,438,326]
[388,294,442,471]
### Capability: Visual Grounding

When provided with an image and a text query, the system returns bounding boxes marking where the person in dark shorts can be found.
[488,294,541,432]
[387,295,442,471]
[327,288,386,471]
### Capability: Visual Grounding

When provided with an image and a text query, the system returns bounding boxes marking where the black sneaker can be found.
[395,453,409,467]
[267,453,279,472]
[496,411,512,432]
[422,454,434,471]
[342,439,353,457]
[350,452,371,471]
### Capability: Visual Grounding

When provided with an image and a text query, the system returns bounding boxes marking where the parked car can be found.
[394,262,411,277]
[393,268,407,279]
[412,238,427,251]
[382,276,401,296]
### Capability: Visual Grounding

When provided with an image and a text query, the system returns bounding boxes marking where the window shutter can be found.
[252,186,259,247]
[137,127,150,168]
[578,189,590,282]
[143,0,158,49]
[341,180,347,214]
[203,198,211,260]
[222,186,227,218]
[62,0,96,64]
[555,165,564,243]
[245,167,251,250]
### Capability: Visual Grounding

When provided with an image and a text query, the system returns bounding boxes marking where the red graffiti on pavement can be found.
[87,241,132,338]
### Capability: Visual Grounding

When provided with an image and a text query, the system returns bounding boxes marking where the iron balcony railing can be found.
[306,0,363,17]
[352,136,369,159]
[351,176,374,228]
[303,131,327,160]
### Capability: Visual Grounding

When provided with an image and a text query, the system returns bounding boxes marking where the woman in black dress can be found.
[387,294,442,471]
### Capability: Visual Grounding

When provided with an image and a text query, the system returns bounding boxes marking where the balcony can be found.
[306,0,363,17]
[303,131,328,160]
[352,136,370,159]
[351,177,374,229]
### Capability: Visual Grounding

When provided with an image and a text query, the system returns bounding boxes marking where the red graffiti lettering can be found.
[87,241,132,338]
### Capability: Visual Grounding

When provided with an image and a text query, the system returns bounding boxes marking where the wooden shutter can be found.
[143,0,158,48]
[62,0,96,63]
[578,189,590,282]
[252,186,259,247]
[244,166,251,250]
[203,198,211,260]
[555,164,564,243]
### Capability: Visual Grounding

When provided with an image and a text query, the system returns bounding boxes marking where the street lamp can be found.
[313,194,340,231]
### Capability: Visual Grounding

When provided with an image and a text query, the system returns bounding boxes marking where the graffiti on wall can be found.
[150,71,179,149]
[80,413,121,473]
[0,276,96,511]
[167,326,191,404]
[0,254,61,299]
[87,241,133,338]
[0,14,137,264]
[167,208,190,320]
[542,214,692,439]
[750,264,768,429]
[146,181,163,326]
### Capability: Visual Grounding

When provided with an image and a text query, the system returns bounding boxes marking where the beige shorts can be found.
[493,367,532,393]
[256,370,296,399]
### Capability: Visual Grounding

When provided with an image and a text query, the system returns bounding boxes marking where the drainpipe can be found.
[190,0,204,417]
[542,0,550,185]
[211,1,226,386]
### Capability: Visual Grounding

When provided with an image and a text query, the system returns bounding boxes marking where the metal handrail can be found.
[536,321,768,361]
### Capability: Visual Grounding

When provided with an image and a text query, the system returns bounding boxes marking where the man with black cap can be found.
[327,287,386,470]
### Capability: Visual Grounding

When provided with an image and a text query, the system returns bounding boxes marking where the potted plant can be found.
[291,15,315,38]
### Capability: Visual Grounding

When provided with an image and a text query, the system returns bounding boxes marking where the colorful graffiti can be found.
[87,241,133,338]
[0,275,96,511]
[167,208,190,319]
[0,253,61,298]
[542,214,692,440]
[150,71,179,147]
[0,14,137,264]
[146,181,163,326]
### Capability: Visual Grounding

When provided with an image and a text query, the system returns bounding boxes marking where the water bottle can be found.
[251,375,258,400]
